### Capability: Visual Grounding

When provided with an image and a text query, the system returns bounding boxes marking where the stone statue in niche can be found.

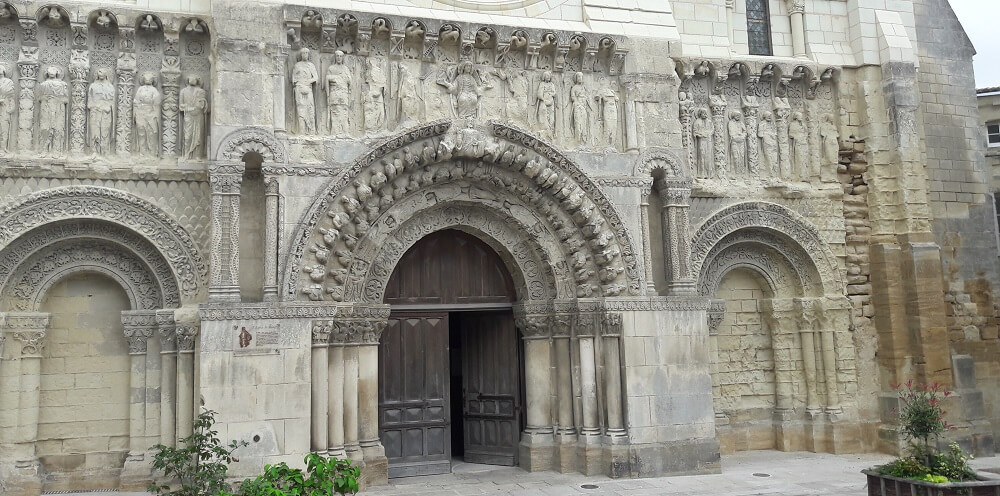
[493,68,528,126]
[133,72,162,157]
[87,69,115,156]
[437,61,491,119]
[179,75,207,159]
[820,114,839,166]
[0,64,13,153]
[788,111,808,179]
[326,50,352,136]
[758,111,778,175]
[595,78,619,148]
[37,66,70,156]
[569,72,592,145]
[364,58,387,132]
[397,62,422,125]
[535,71,557,140]
[292,48,318,134]
[728,111,747,175]
[692,108,713,177]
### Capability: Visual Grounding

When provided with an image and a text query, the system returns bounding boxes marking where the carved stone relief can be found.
[284,120,643,301]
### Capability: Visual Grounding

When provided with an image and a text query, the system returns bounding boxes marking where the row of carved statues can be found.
[290,49,623,150]
[682,93,839,181]
[0,61,207,159]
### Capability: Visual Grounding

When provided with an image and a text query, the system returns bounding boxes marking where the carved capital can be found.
[156,310,177,352]
[311,321,332,345]
[6,313,50,356]
[787,0,805,15]
[515,313,551,339]
[176,324,199,352]
[551,313,572,337]
[601,312,623,337]
[122,311,157,354]
[13,330,46,356]
[575,312,600,337]
[707,299,726,335]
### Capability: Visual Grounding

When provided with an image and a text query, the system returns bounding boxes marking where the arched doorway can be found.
[378,229,521,478]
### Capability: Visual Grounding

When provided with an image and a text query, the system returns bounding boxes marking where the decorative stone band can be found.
[3,312,51,357]
[156,309,178,353]
[312,317,388,346]
[198,302,342,321]
[514,300,624,338]
[122,310,158,354]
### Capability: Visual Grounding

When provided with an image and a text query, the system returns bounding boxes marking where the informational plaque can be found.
[232,321,283,355]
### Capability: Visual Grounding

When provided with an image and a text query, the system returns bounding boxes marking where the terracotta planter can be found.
[864,469,1000,496]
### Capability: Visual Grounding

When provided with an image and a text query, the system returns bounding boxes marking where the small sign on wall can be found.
[233,322,283,355]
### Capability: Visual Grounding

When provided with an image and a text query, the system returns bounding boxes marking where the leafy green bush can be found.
[872,381,977,484]
[149,409,248,496]
[238,453,360,496]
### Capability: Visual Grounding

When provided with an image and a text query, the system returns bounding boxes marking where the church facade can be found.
[0,0,996,493]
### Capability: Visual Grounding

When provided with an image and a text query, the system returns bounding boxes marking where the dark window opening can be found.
[746,0,773,56]
[987,122,1000,146]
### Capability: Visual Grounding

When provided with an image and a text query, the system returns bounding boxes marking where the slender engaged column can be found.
[763,300,795,412]
[123,311,156,460]
[16,44,39,153]
[601,314,626,437]
[263,176,280,301]
[343,342,361,460]
[208,162,244,302]
[577,316,600,438]
[358,319,387,464]
[8,313,49,468]
[311,323,331,452]
[327,329,346,457]
[820,329,840,412]
[622,79,639,152]
[116,29,137,157]
[797,300,821,412]
[156,311,177,446]
[639,184,657,295]
[656,178,696,295]
[68,41,89,154]
[709,95,728,176]
[788,0,807,58]
[175,323,199,439]
[160,31,181,158]
[552,313,576,471]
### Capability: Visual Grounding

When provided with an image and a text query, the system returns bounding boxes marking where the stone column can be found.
[122,311,157,462]
[116,29,137,157]
[175,322,199,440]
[16,44,39,154]
[575,312,601,475]
[310,322,330,453]
[273,45,289,137]
[208,162,244,302]
[657,178,696,295]
[156,311,177,447]
[709,95,728,176]
[68,42,89,154]
[343,336,361,461]
[796,299,821,413]
[160,46,181,158]
[515,312,554,471]
[551,314,576,472]
[679,94,695,170]
[621,78,639,152]
[638,183,657,295]
[787,0,807,58]
[5,312,49,495]
[327,323,348,457]
[761,298,800,451]
[263,176,280,301]
[816,300,842,414]
[358,318,388,485]
[600,313,626,438]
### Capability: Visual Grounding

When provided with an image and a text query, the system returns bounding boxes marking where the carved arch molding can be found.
[284,120,643,302]
[691,201,843,298]
[216,127,287,163]
[0,186,206,304]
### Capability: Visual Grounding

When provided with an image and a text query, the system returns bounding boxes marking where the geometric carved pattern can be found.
[0,186,207,301]
[216,126,287,163]
[285,120,643,301]
[691,201,843,296]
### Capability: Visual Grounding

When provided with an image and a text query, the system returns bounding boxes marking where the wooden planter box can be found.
[864,469,1000,496]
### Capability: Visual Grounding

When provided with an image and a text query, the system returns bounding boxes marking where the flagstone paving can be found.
[53,449,1000,496]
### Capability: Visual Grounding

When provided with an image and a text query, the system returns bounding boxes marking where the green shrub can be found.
[149,409,248,496]
[238,453,360,496]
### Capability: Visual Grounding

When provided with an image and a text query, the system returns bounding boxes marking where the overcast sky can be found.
[950,0,1000,88]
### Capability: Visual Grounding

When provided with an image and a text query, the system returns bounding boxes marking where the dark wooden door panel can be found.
[461,312,520,466]
[379,313,451,477]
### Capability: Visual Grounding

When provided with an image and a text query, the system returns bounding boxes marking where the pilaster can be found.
[0,312,50,496]
[208,161,244,302]
[116,28,136,157]
[120,310,157,490]
[263,176,280,301]
[161,29,181,159]
[513,310,554,471]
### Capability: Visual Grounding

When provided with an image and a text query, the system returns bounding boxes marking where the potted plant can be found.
[864,380,1000,496]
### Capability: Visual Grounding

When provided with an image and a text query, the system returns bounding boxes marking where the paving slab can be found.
[51,449,1000,496]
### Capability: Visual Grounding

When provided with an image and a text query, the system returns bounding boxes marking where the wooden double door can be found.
[378,230,522,478]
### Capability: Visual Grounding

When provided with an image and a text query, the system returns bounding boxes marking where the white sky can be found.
[950,0,1000,88]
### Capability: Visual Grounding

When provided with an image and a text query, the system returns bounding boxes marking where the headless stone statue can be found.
[179,75,207,159]
[133,72,162,157]
[292,48,318,134]
[326,50,352,136]
[38,66,69,156]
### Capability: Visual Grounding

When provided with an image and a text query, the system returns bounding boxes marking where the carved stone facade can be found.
[0,0,995,494]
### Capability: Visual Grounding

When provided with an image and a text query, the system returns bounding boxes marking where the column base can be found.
[625,438,721,477]
[361,443,387,487]
[773,409,806,452]
[554,431,577,474]
[0,459,43,496]
[208,286,241,303]
[119,452,154,492]
[576,432,603,476]
[518,430,554,472]
[602,439,630,478]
